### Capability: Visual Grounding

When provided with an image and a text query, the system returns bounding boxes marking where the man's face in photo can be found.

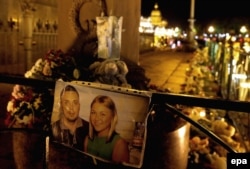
[61,91,80,122]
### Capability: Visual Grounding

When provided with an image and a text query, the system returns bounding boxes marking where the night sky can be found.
[141,0,250,28]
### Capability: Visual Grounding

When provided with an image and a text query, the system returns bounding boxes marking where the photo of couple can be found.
[50,81,150,167]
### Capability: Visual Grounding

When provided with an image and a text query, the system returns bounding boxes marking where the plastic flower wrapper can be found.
[4,84,53,131]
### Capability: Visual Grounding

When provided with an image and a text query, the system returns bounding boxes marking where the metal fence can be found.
[0,74,249,169]
[0,27,57,75]
[207,40,250,101]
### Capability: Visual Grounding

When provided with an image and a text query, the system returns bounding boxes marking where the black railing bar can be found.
[0,74,55,89]
[1,74,250,114]
[151,92,250,113]
[0,127,48,135]
[165,103,236,153]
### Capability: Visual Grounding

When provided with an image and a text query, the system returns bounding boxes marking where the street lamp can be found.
[188,0,195,40]
[208,26,215,33]
[240,25,247,34]
[186,0,197,51]
[240,25,248,40]
[208,25,215,38]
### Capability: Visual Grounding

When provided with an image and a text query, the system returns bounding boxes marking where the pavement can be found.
[139,49,194,93]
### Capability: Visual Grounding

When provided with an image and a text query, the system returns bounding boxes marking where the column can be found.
[22,11,33,70]
[187,0,197,50]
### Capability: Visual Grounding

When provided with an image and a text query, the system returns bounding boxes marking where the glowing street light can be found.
[208,26,215,33]
[240,25,247,34]
[187,0,196,44]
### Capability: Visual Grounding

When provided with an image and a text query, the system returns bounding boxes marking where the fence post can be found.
[227,39,234,100]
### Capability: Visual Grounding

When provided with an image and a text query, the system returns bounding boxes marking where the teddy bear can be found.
[211,119,246,156]
[212,120,236,137]
[188,136,210,165]
[189,136,210,154]
[206,153,227,169]
[89,59,131,88]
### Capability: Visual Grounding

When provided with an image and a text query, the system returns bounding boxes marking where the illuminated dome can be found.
[150,3,162,26]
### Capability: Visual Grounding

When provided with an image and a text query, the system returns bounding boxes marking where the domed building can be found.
[150,3,163,27]
[148,3,169,47]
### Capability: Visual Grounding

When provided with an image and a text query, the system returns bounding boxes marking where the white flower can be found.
[34,58,45,72]
[24,71,32,78]
[33,96,42,110]
[7,100,15,112]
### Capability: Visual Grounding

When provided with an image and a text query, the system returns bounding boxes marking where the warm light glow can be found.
[231,36,237,42]
[243,43,250,52]
[199,110,206,118]
[232,73,247,79]
[240,82,250,88]
[174,27,180,32]
[11,18,18,23]
[139,16,154,33]
[154,27,168,36]
[240,25,247,34]
[208,26,215,33]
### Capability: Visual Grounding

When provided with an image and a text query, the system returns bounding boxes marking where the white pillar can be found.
[22,11,33,70]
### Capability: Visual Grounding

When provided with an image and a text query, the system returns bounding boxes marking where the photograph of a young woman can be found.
[83,95,130,163]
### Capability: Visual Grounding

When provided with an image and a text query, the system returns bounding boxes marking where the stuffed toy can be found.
[212,120,236,137]
[206,153,227,169]
[189,136,210,154]
[89,59,131,88]
[211,120,246,155]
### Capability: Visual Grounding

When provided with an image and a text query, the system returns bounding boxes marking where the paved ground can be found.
[139,49,193,93]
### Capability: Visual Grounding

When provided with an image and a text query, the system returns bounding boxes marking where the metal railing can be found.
[206,40,250,101]
[0,74,249,169]
[0,28,57,75]
[1,73,249,139]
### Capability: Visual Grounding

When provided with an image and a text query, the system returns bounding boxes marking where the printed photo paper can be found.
[50,80,151,168]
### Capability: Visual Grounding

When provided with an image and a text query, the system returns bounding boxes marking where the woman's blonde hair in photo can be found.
[89,95,118,142]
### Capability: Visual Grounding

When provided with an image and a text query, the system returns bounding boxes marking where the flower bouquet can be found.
[4,84,53,131]
[3,84,54,169]
[25,49,82,81]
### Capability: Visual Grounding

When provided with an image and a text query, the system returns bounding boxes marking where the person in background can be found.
[51,85,88,150]
[84,95,129,163]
